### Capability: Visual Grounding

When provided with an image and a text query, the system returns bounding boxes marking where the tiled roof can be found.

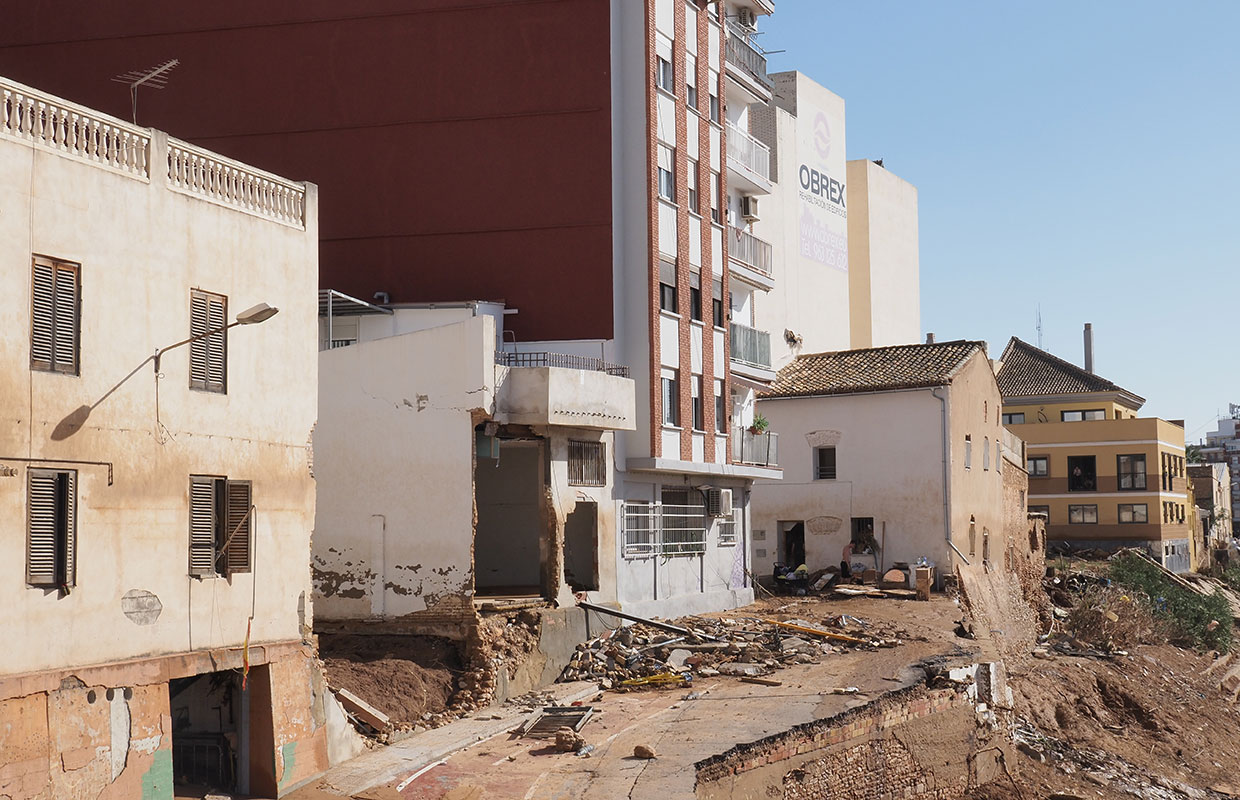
[761,340,985,399]
[995,337,1145,403]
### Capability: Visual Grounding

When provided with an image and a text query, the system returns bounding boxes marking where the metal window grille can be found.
[189,290,227,392]
[620,501,708,558]
[30,258,80,374]
[717,509,739,546]
[659,503,708,556]
[494,350,629,377]
[26,469,76,587]
[621,501,659,558]
[568,440,606,487]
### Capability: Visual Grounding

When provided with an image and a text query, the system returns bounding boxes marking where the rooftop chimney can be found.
[925,332,935,344]
[1083,323,1094,373]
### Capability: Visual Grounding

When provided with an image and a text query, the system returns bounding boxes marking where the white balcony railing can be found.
[725,27,774,91]
[730,226,774,276]
[732,427,778,467]
[1,77,150,177]
[730,322,771,369]
[726,123,771,183]
[167,138,306,227]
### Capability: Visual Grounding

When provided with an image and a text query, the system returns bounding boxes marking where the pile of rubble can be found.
[559,612,906,686]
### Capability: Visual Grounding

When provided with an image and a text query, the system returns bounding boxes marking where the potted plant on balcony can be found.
[748,414,769,436]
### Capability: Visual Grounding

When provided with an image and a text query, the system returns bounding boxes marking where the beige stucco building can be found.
[846,159,921,350]
[750,341,1019,584]
[0,77,346,798]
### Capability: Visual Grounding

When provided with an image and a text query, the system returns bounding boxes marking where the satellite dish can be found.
[111,59,180,125]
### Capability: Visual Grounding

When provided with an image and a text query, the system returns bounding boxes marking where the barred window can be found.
[717,509,739,546]
[814,447,837,480]
[189,290,227,393]
[189,475,252,576]
[31,257,80,375]
[27,469,76,588]
[568,440,606,486]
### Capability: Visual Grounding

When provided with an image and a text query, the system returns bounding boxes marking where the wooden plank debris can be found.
[334,687,391,732]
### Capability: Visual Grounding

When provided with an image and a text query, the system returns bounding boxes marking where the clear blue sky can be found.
[764,1,1239,441]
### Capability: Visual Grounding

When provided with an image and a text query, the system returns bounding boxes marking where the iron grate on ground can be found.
[519,706,594,738]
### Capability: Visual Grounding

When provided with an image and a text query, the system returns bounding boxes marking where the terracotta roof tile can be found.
[761,340,986,399]
[995,338,1144,404]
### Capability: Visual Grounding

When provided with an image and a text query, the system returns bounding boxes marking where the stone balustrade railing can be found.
[167,139,306,228]
[1,77,150,177]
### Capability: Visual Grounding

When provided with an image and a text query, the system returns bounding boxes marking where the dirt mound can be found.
[319,634,460,724]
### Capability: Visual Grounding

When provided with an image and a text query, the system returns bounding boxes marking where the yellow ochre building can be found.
[995,336,1191,572]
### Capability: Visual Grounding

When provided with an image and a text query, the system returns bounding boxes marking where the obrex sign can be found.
[799,165,845,208]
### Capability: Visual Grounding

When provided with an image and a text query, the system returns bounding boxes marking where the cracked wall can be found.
[312,316,496,621]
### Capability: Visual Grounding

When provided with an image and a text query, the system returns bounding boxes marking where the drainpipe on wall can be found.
[931,387,969,569]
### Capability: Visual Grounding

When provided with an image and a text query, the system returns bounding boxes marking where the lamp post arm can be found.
[153,320,241,372]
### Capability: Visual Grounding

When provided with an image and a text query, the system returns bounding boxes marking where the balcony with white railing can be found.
[725,26,774,103]
[167,138,306,228]
[730,322,771,368]
[726,123,772,194]
[729,226,775,290]
[496,350,636,432]
[733,427,778,467]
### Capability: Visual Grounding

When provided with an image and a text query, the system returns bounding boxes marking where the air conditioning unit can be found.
[741,195,760,222]
[706,488,734,517]
[736,9,757,30]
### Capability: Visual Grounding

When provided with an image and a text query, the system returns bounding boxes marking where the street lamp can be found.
[153,302,279,373]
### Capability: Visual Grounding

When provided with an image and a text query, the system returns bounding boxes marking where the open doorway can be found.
[778,521,805,568]
[474,438,547,598]
[563,501,599,592]
[170,669,254,797]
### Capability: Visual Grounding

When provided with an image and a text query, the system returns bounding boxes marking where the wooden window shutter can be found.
[223,480,252,574]
[52,265,79,374]
[26,469,75,587]
[189,476,218,575]
[190,291,227,392]
[62,470,76,587]
[27,471,57,585]
[31,262,55,370]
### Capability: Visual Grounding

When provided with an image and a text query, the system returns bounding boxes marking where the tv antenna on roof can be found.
[111,59,179,125]
[1036,305,1043,349]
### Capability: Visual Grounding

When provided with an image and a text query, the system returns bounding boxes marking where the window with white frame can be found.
[710,171,721,223]
[686,54,698,108]
[662,371,679,426]
[687,159,699,212]
[983,437,990,470]
[964,435,973,469]
[691,375,704,431]
[718,508,739,546]
[659,489,708,555]
[26,468,76,588]
[657,145,675,201]
[656,55,674,94]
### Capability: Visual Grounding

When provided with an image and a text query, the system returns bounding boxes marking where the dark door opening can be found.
[474,438,548,598]
[781,522,805,567]
[564,501,599,592]
[170,670,242,796]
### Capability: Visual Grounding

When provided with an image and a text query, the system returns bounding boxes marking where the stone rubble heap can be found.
[558,613,907,687]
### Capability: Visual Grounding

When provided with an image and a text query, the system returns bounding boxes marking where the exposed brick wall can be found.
[673,0,693,460]
[696,685,967,784]
[644,0,662,457]
[782,736,964,800]
[716,5,732,464]
[696,1,716,461]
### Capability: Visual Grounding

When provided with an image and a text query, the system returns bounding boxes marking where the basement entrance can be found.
[170,666,276,798]
[474,438,549,598]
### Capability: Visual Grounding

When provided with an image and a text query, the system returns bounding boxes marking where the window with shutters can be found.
[27,469,76,589]
[30,257,81,375]
[189,475,252,576]
[189,290,228,393]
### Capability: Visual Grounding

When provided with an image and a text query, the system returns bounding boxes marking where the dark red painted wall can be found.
[0,0,615,342]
